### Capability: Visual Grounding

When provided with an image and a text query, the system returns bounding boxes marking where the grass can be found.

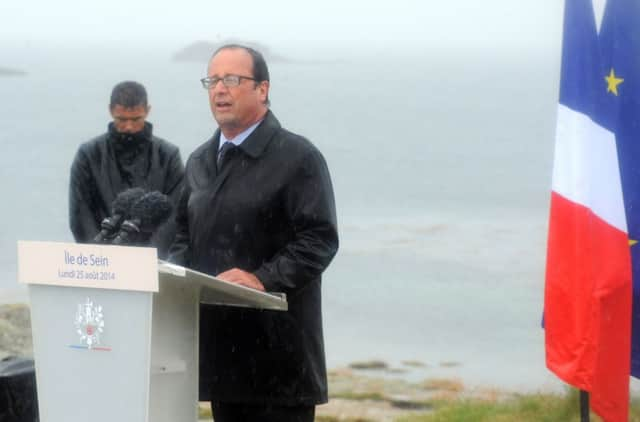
[395,390,578,422]
[395,389,640,422]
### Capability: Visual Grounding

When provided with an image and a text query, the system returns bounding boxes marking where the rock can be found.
[0,67,27,76]
[422,378,464,392]
[401,360,427,368]
[349,360,389,370]
[0,304,33,360]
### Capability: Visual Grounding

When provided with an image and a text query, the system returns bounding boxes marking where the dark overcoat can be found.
[69,122,184,257]
[170,111,339,405]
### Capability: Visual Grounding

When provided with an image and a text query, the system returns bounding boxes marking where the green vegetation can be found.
[395,393,577,422]
[395,389,640,422]
[316,417,374,422]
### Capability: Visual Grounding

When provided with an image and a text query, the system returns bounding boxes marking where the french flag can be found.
[545,0,637,420]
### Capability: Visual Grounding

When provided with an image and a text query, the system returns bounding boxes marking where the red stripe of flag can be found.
[545,191,631,421]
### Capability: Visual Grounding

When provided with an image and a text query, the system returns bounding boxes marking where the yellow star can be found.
[605,68,624,96]
[630,239,638,247]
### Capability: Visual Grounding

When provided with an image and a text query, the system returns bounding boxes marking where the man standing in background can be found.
[69,81,184,258]
[170,45,339,421]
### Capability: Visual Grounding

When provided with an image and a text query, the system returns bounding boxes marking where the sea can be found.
[0,41,570,392]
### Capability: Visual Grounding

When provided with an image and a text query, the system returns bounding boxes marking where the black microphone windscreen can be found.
[111,187,146,216]
[94,188,146,243]
[129,191,173,232]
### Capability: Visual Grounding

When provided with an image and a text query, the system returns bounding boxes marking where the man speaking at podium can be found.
[69,81,184,257]
[169,45,339,422]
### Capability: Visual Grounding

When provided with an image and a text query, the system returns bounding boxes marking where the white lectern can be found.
[17,240,287,422]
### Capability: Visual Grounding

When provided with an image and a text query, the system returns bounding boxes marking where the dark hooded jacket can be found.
[69,122,184,258]
[169,111,339,405]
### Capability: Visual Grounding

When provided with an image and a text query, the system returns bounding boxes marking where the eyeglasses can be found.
[200,74,257,89]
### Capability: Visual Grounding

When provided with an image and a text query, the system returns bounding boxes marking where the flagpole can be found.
[579,390,589,422]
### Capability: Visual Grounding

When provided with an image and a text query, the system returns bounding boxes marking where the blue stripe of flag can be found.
[598,0,640,377]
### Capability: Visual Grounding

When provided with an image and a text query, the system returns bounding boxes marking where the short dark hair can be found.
[212,44,270,105]
[109,81,148,109]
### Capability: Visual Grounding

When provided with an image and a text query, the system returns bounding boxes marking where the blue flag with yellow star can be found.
[546,0,640,419]
[598,0,640,378]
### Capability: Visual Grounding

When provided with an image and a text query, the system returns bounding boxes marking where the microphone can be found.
[112,191,173,246]
[93,187,146,243]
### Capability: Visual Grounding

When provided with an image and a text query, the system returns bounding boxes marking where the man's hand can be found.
[216,268,266,292]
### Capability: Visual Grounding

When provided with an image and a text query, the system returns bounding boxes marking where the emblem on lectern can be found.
[74,298,105,349]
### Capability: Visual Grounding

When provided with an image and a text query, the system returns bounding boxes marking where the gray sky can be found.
[0,0,563,52]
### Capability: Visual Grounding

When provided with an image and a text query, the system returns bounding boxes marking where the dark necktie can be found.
[217,142,236,169]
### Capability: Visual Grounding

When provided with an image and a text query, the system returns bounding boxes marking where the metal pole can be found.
[580,389,590,422]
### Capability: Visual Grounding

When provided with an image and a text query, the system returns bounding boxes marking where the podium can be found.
[17,240,287,422]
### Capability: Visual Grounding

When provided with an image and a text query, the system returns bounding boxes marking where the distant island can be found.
[0,67,27,76]
[172,40,291,64]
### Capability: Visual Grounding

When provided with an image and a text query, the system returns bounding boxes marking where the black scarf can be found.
[107,122,153,187]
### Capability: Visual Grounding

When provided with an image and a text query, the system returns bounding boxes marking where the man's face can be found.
[110,104,149,134]
[206,48,269,138]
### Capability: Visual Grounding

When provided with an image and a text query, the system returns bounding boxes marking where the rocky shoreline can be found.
[0,304,519,421]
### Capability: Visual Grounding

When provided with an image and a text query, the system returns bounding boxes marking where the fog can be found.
[0,0,572,401]
[1,0,562,53]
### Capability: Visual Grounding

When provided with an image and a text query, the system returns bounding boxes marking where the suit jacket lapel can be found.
[237,111,281,160]
[206,111,281,201]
